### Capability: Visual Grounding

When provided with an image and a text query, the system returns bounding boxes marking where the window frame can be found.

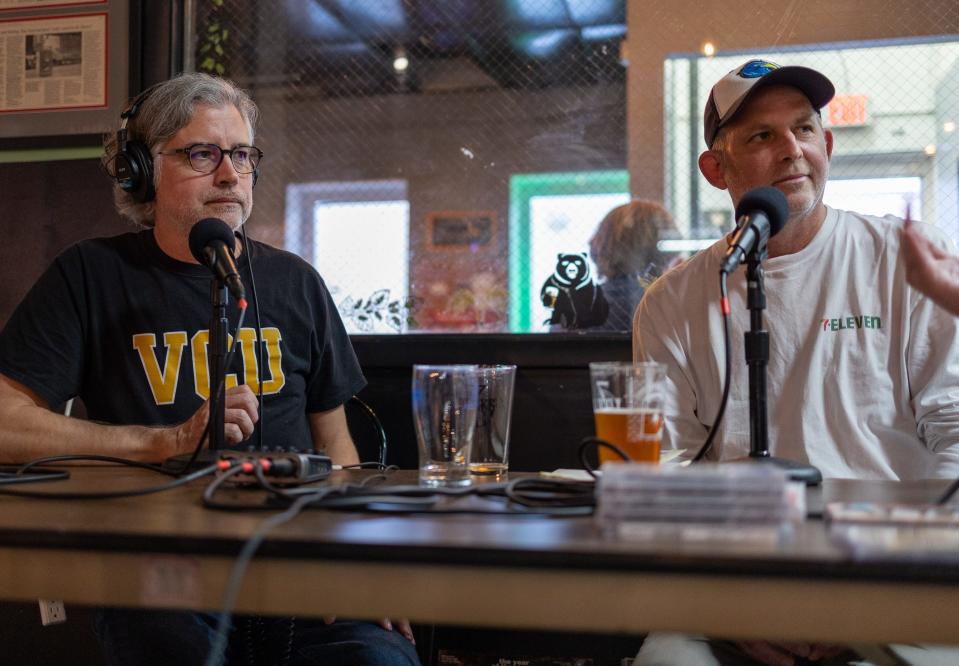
[508,170,630,333]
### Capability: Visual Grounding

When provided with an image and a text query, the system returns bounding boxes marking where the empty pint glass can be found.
[412,365,479,487]
[469,364,516,481]
[589,362,666,464]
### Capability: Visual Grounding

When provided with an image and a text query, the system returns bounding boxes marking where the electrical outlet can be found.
[38,599,66,626]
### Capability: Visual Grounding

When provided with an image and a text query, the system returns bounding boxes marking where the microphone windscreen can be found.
[735,186,789,237]
[188,218,236,264]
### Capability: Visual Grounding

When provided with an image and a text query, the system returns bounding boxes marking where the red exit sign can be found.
[828,95,868,127]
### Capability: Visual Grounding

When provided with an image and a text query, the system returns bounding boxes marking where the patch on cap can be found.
[738,60,779,78]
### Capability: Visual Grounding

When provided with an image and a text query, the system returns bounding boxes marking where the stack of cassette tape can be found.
[596,462,805,542]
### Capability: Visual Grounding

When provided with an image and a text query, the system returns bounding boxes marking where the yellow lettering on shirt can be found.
[132,332,188,405]
[258,327,286,394]
[191,330,239,400]
[134,328,284,401]
[235,327,259,388]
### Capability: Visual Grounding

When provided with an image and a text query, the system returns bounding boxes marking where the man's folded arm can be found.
[0,372,175,463]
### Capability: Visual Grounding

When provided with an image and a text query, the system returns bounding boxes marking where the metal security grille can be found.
[190,0,959,335]
[191,0,627,334]
[663,40,959,252]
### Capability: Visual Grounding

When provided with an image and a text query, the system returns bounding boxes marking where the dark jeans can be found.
[93,608,421,666]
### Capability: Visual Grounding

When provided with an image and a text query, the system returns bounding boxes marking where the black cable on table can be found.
[203,467,595,515]
[0,466,69,485]
[0,463,218,499]
[577,436,629,479]
[16,455,171,476]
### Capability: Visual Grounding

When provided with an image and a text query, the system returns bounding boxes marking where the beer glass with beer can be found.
[589,362,666,464]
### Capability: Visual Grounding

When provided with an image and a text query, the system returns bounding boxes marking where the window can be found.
[195,0,627,334]
[508,171,629,332]
[285,180,410,334]
[824,177,923,220]
[664,40,959,245]
[191,0,959,335]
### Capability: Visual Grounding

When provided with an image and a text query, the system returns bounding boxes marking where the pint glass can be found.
[589,362,666,464]
[412,365,479,487]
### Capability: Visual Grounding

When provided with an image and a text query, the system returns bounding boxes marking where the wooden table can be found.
[1,466,958,644]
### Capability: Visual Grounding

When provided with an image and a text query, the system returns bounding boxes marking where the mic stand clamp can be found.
[741,251,822,486]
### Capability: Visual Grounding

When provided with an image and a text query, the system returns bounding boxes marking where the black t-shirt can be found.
[0,230,365,450]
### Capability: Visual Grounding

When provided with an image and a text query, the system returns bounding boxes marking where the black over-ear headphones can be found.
[113,84,260,203]
[114,87,158,204]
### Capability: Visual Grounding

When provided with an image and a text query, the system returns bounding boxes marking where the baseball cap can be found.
[703,59,835,147]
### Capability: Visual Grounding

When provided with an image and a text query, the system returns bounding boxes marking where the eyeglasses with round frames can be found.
[158,143,263,174]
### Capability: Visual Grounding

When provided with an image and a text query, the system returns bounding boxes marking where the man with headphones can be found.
[0,73,419,665]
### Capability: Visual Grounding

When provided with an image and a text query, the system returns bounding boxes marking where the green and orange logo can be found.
[821,315,881,332]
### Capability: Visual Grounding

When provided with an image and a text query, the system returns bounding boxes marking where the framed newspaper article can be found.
[0,1,107,10]
[0,0,126,138]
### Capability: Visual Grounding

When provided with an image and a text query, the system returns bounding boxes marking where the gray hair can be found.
[708,128,731,169]
[102,73,258,228]
[589,200,674,281]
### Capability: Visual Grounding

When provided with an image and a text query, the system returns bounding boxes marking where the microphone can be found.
[188,218,247,303]
[720,186,789,274]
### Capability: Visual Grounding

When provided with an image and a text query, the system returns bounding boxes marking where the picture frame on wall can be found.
[0,0,127,139]
[0,1,106,10]
[427,210,496,252]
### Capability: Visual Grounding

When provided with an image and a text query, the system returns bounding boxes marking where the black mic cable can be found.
[577,437,629,479]
[347,395,388,466]
[239,223,265,452]
[691,271,733,463]
[203,483,320,666]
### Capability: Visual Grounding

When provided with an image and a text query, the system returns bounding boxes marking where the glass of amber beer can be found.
[589,362,666,464]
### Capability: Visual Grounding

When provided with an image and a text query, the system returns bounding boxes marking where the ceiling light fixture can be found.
[393,47,409,73]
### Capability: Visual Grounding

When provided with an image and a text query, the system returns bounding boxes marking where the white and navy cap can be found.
[703,59,835,147]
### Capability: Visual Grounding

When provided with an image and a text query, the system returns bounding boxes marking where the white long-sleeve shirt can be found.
[634,206,959,480]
